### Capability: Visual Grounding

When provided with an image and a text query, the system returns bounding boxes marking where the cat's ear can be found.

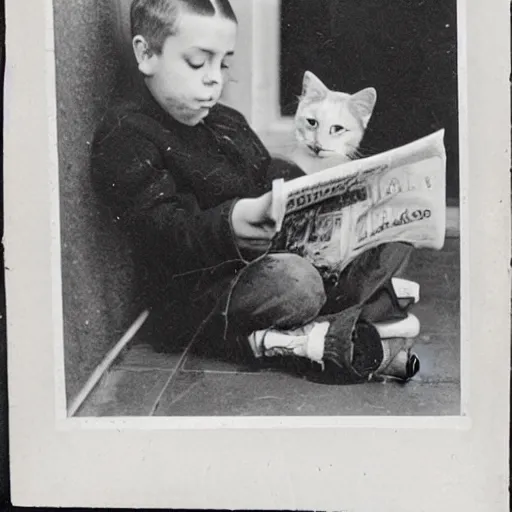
[301,71,328,101]
[350,88,377,127]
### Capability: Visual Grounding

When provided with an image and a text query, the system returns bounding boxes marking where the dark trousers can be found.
[190,242,412,360]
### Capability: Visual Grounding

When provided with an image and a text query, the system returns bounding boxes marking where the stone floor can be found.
[76,237,461,417]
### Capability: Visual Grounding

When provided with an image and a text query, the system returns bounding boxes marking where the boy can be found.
[91,0,420,384]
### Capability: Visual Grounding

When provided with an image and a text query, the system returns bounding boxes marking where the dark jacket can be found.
[91,82,301,340]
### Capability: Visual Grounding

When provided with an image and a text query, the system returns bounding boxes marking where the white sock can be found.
[247,322,330,364]
[374,313,420,339]
[392,277,420,303]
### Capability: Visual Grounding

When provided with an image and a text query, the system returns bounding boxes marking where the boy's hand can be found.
[231,192,276,253]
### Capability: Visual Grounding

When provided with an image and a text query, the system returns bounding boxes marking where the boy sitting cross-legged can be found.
[91,0,421,384]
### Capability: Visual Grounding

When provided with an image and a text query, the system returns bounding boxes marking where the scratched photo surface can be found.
[55,0,461,417]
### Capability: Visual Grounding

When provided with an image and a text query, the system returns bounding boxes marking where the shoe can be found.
[373,313,420,339]
[248,313,385,384]
[372,337,420,381]
[319,318,384,383]
[247,311,420,384]
[247,321,330,364]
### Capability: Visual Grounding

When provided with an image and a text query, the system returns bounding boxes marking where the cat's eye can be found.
[306,118,318,128]
[331,125,346,134]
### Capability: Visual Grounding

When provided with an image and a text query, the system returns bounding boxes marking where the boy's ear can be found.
[350,87,377,128]
[301,71,328,101]
[132,35,158,76]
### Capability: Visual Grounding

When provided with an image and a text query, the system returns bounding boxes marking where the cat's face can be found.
[295,71,377,161]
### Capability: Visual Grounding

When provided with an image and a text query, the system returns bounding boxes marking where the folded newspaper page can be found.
[270,130,446,280]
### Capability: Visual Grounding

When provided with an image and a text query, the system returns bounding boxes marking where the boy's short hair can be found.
[131,0,237,54]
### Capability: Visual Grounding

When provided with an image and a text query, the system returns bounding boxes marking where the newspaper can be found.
[270,130,447,281]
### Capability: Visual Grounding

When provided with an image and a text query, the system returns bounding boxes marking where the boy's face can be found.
[137,12,237,126]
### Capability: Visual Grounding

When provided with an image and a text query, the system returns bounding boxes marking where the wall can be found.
[54,0,251,406]
[54,0,139,404]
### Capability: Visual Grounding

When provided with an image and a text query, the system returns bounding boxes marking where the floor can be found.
[76,237,461,417]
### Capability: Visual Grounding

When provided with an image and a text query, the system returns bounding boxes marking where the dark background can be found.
[280,0,459,200]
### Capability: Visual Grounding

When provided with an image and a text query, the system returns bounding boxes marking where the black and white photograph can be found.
[53,0,462,418]
[5,0,511,508]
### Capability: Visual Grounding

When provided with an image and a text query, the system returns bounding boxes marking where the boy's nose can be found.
[203,67,223,87]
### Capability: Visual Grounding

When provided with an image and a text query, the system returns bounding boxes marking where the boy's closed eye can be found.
[184,48,233,70]
[186,57,207,69]
[185,58,231,70]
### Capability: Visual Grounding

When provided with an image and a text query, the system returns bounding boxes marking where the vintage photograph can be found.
[55,0,461,418]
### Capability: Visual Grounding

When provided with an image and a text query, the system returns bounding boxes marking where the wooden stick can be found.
[67,309,150,417]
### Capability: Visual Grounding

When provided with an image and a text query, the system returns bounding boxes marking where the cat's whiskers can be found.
[352,145,377,159]
[347,148,364,160]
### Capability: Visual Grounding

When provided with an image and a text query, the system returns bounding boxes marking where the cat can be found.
[290,71,377,174]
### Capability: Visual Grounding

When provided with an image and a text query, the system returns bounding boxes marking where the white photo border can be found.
[5,0,510,508]
[52,0,468,428]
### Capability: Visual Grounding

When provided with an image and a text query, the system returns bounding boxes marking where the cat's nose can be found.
[308,144,322,155]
